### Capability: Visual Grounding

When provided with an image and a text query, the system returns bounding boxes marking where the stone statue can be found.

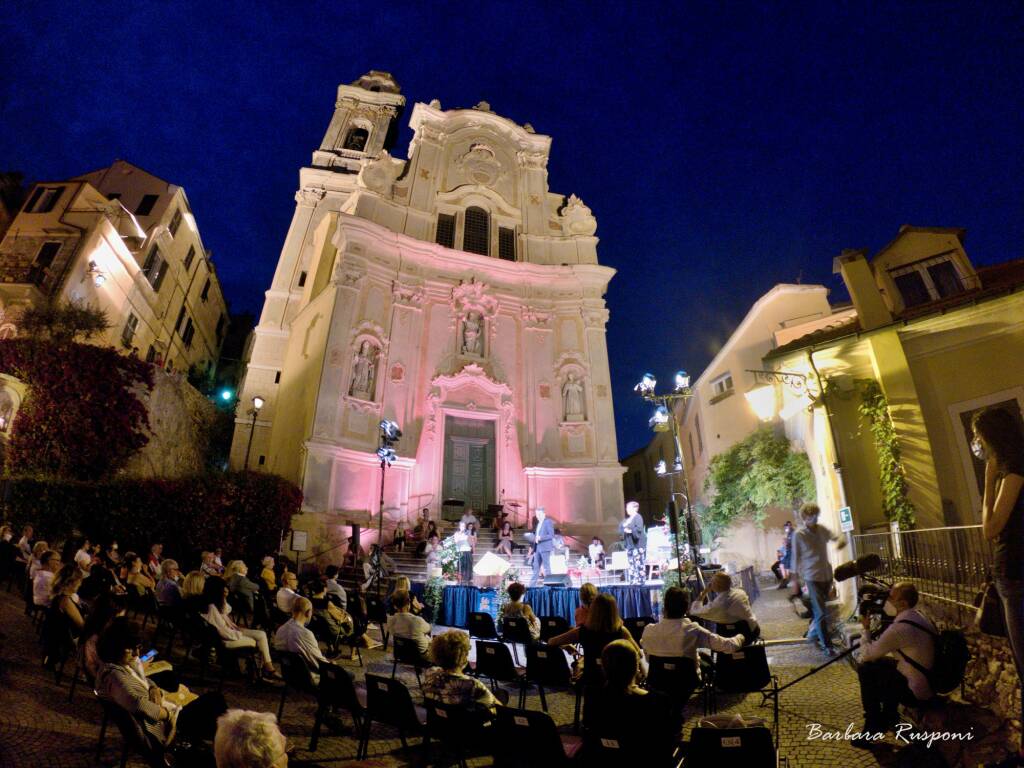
[462,312,482,356]
[350,341,375,397]
[562,373,585,421]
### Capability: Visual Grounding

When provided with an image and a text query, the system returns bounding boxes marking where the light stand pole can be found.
[635,371,704,590]
[243,395,265,471]
[373,419,402,598]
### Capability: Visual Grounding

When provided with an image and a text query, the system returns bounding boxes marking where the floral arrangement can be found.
[438,534,461,580]
[423,576,445,624]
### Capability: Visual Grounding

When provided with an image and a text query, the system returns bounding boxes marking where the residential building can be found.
[231,72,625,553]
[0,160,230,424]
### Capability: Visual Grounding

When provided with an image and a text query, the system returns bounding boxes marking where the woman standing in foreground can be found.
[974,407,1024,767]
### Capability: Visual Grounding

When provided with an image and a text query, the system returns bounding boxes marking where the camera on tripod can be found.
[835,553,894,629]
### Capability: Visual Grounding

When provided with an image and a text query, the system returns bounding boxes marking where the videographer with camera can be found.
[852,581,935,748]
[790,503,846,655]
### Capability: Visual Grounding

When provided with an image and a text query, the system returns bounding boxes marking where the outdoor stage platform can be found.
[408,583,662,628]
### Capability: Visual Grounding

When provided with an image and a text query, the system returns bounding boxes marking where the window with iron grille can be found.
[463,207,490,256]
[135,194,159,216]
[175,306,187,335]
[436,213,455,248]
[152,261,168,292]
[168,209,182,237]
[142,246,166,289]
[498,227,516,261]
[182,318,195,349]
[121,314,138,348]
[201,278,211,301]
[183,246,196,271]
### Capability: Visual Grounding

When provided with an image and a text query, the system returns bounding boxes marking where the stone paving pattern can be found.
[0,577,1013,767]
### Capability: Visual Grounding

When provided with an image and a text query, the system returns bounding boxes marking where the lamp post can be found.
[374,419,402,597]
[243,395,265,471]
[635,370,702,589]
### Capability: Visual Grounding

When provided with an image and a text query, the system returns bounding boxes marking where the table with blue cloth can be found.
[414,583,662,628]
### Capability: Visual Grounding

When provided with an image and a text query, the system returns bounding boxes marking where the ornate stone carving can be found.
[517,150,547,170]
[522,307,553,330]
[582,307,610,329]
[295,187,326,207]
[462,312,483,355]
[473,101,493,113]
[560,194,597,236]
[457,143,503,187]
[562,373,585,422]
[392,280,425,308]
[349,341,377,399]
[358,150,405,195]
[334,259,366,289]
[389,362,406,384]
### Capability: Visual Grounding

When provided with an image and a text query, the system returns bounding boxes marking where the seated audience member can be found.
[591,640,682,759]
[74,537,95,573]
[852,582,936,748]
[260,556,277,591]
[324,565,347,610]
[423,630,498,715]
[96,619,227,749]
[500,581,540,640]
[104,540,121,566]
[181,570,207,613]
[27,540,49,581]
[576,582,598,626]
[416,521,439,556]
[213,548,225,573]
[390,575,423,615]
[343,537,365,568]
[496,521,515,556]
[459,508,481,531]
[124,553,156,597]
[156,560,183,608]
[589,536,606,568]
[225,560,260,615]
[276,571,299,614]
[50,563,86,634]
[82,594,128,680]
[771,549,785,582]
[640,587,744,666]
[214,709,288,768]
[550,593,642,687]
[201,550,222,578]
[362,544,395,589]
[33,550,61,606]
[394,520,407,552]
[424,532,442,577]
[146,543,163,578]
[690,572,760,638]
[274,596,332,684]
[17,524,35,564]
[0,524,11,542]
[307,581,355,644]
[202,576,279,680]
[386,590,432,661]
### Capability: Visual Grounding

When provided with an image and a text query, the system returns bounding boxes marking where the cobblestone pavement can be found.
[0,578,1008,767]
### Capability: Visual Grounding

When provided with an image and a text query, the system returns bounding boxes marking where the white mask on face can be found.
[883,600,898,617]
[971,438,987,462]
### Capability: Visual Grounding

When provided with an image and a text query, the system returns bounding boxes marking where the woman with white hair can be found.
[215,709,288,768]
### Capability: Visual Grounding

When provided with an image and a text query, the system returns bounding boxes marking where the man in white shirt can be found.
[276,571,299,614]
[74,538,93,574]
[33,550,61,606]
[386,589,433,661]
[641,587,745,673]
[324,565,347,611]
[790,503,846,654]
[689,572,760,639]
[459,509,480,530]
[274,596,330,685]
[852,582,936,747]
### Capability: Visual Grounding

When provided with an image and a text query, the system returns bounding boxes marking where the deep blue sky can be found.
[2,2,1022,457]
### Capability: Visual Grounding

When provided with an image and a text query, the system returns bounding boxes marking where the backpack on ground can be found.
[897,618,969,695]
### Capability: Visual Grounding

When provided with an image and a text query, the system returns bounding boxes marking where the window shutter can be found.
[436,213,455,248]
[498,227,516,261]
[463,207,489,256]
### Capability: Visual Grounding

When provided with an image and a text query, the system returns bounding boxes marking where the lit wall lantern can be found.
[86,260,106,287]
[745,384,777,422]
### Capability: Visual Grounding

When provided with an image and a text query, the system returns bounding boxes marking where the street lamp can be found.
[243,395,265,471]
[634,369,703,588]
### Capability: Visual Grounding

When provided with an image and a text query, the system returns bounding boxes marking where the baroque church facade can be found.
[231,71,624,550]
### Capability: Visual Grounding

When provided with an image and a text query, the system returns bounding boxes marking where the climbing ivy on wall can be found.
[856,379,916,529]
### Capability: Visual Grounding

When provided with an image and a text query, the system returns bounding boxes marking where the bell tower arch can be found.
[313,71,406,172]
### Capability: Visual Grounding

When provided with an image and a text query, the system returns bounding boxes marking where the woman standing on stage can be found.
[620,501,647,585]
[454,522,473,585]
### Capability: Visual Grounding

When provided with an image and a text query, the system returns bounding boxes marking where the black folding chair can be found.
[686,724,776,767]
[364,593,390,650]
[311,662,367,752]
[646,655,703,715]
[539,615,570,642]
[473,639,528,707]
[716,618,760,643]
[391,635,430,688]
[423,698,495,768]
[358,673,423,759]
[709,641,780,747]
[501,615,534,664]
[469,611,500,640]
[197,620,258,688]
[622,616,654,644]
[277,651,319,721]
[494,707,583,767]
[524,644,574,714]
[94,691,166,768]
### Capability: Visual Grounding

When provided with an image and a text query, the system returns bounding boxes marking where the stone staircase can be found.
[387,523,538,583]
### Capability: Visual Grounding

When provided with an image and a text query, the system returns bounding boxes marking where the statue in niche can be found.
[462,312,482,356]
[562,373,585,421]
[349,341,376,398]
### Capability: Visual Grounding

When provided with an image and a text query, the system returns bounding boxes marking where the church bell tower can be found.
[312,70,405,172]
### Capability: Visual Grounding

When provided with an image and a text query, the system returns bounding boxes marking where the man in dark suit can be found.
[529,507,555,586]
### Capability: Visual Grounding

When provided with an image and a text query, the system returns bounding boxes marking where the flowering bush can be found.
[438,535,461,580]
[3,471,301,565]
[0,338,154,479]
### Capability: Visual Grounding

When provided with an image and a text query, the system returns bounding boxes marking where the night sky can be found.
[2,2,1022,457]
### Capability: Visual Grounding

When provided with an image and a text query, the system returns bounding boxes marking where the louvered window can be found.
[436,213,455,248]
[463,207,489,256]
[498,227,516,261]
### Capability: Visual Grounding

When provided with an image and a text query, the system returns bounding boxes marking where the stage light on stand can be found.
[376,446,397,465]
[634,372,657,395]
[674,370,690,391]
[655,460,667,476]
[379,419,402,441]
[649,405,670,431]
[673,456,683,473]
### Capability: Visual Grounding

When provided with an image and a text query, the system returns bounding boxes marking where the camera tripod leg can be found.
[772,641,861,697]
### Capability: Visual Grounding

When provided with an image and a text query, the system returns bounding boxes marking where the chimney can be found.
[833,249,892,331]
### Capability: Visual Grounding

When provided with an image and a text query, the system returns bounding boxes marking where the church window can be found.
[343,127,369,151]
[498,227,516,261]
[274,371,281,384]
[436,213,455,248]
[297,271,307,287]
[135,194,159,216]
[463,206,490,256]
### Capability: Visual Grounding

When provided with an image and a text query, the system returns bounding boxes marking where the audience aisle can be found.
[0,578,1004,767]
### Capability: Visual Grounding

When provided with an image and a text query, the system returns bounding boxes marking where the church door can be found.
[442,416,496,520]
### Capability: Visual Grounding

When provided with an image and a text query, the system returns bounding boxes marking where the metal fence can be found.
[853,525,991,622]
